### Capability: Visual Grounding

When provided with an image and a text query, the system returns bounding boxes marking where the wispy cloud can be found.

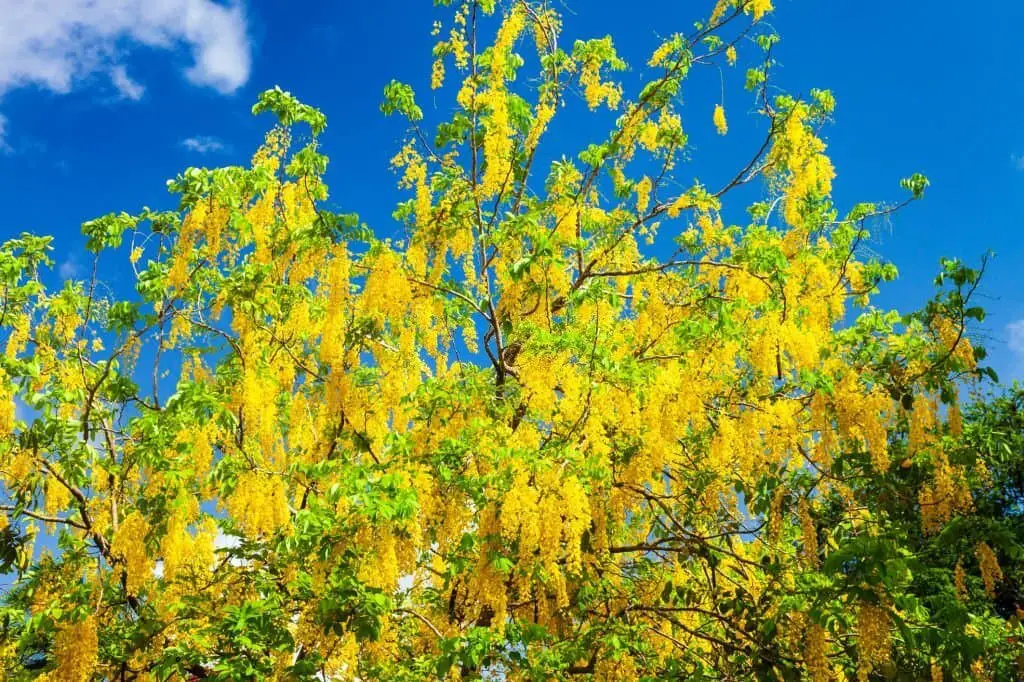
[1009,320,1024,355]
[109,65,145,101]
[1011,153,1024,171]
[59,253,82,280]
[0,113,7,153]
[181,135,227,153]
[0,0,252,136]
[1008,320,1024,378]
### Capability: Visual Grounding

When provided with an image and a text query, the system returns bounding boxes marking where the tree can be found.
[849,382,1024,680]
[961,386,1024,624]
[0,0,1016,679]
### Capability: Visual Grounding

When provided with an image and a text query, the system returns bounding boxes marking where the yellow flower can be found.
[638,121,659,150]
[431,57,445,90]
[748,0,774,21]
[226,470,290,537]
[954,559,968,600]
[635,176,652,215]
[710,0,729,23]
[649,39,675,68]
[112,511,152,594]
[856,601,891,681]
[976,542,1003,598]
[51,616,98,682]
[799,498,819,567]
[713,104,728,135]
[805,622,829,682]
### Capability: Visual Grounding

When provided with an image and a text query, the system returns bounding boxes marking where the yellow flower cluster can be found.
[431,58,445,90]
[112,511,152,595]
[5,314,29,359]
[804,622,830,682]
[4,448,32,487]
[160,494,214,581]
[450,28,469,68]
[919,450,973,535]
[479,8,526,198]
[970,659,992,682]
[530,8,560,54]
[768,104,835,229]
[560,475,591,574]
[748,0,774,20]
[390,142,431,230]
[189,423,216,490]
[932,315,976,369]
[0,372,15,439]
[710,0,730,23]
[44,475,72,521]
[799,498,819,568]
[635,176,652,215]
[713,104,728,135]
[908,396,937,455]
[48,616,98,682]
[856,601,891,682]
[226,471,290,537]
[252,126,289,172]
[320,248,351,368]
[361,248,413,326]
[594,652,638,682]
[954,559,968,600]
[648,37,677,68]
[52,311,82,346]
[241,367,280,456]
[831,373,891,471]
[580,59,621,110]
[975,542,1002,598]
[525,100,556,153]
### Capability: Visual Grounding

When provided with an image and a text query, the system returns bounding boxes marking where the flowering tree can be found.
[0,0,1016,680]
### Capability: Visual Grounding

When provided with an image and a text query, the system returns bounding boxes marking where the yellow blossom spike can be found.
[713,103,728,135]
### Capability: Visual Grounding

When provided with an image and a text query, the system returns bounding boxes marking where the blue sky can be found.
[1,0,1022,383]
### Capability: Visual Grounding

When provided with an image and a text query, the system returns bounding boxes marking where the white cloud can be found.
[58,253,82,279]
[181,135,226,153]
[0,113,7,153]
[1012,153,1024,171]
[214,530,240,551]
[1009,320,1024,356]
[109,64,145,100]
[1008,319,1024,380]
[0,0,252,100]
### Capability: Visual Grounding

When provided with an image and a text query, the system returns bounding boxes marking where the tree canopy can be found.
[0,0,1019,680]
